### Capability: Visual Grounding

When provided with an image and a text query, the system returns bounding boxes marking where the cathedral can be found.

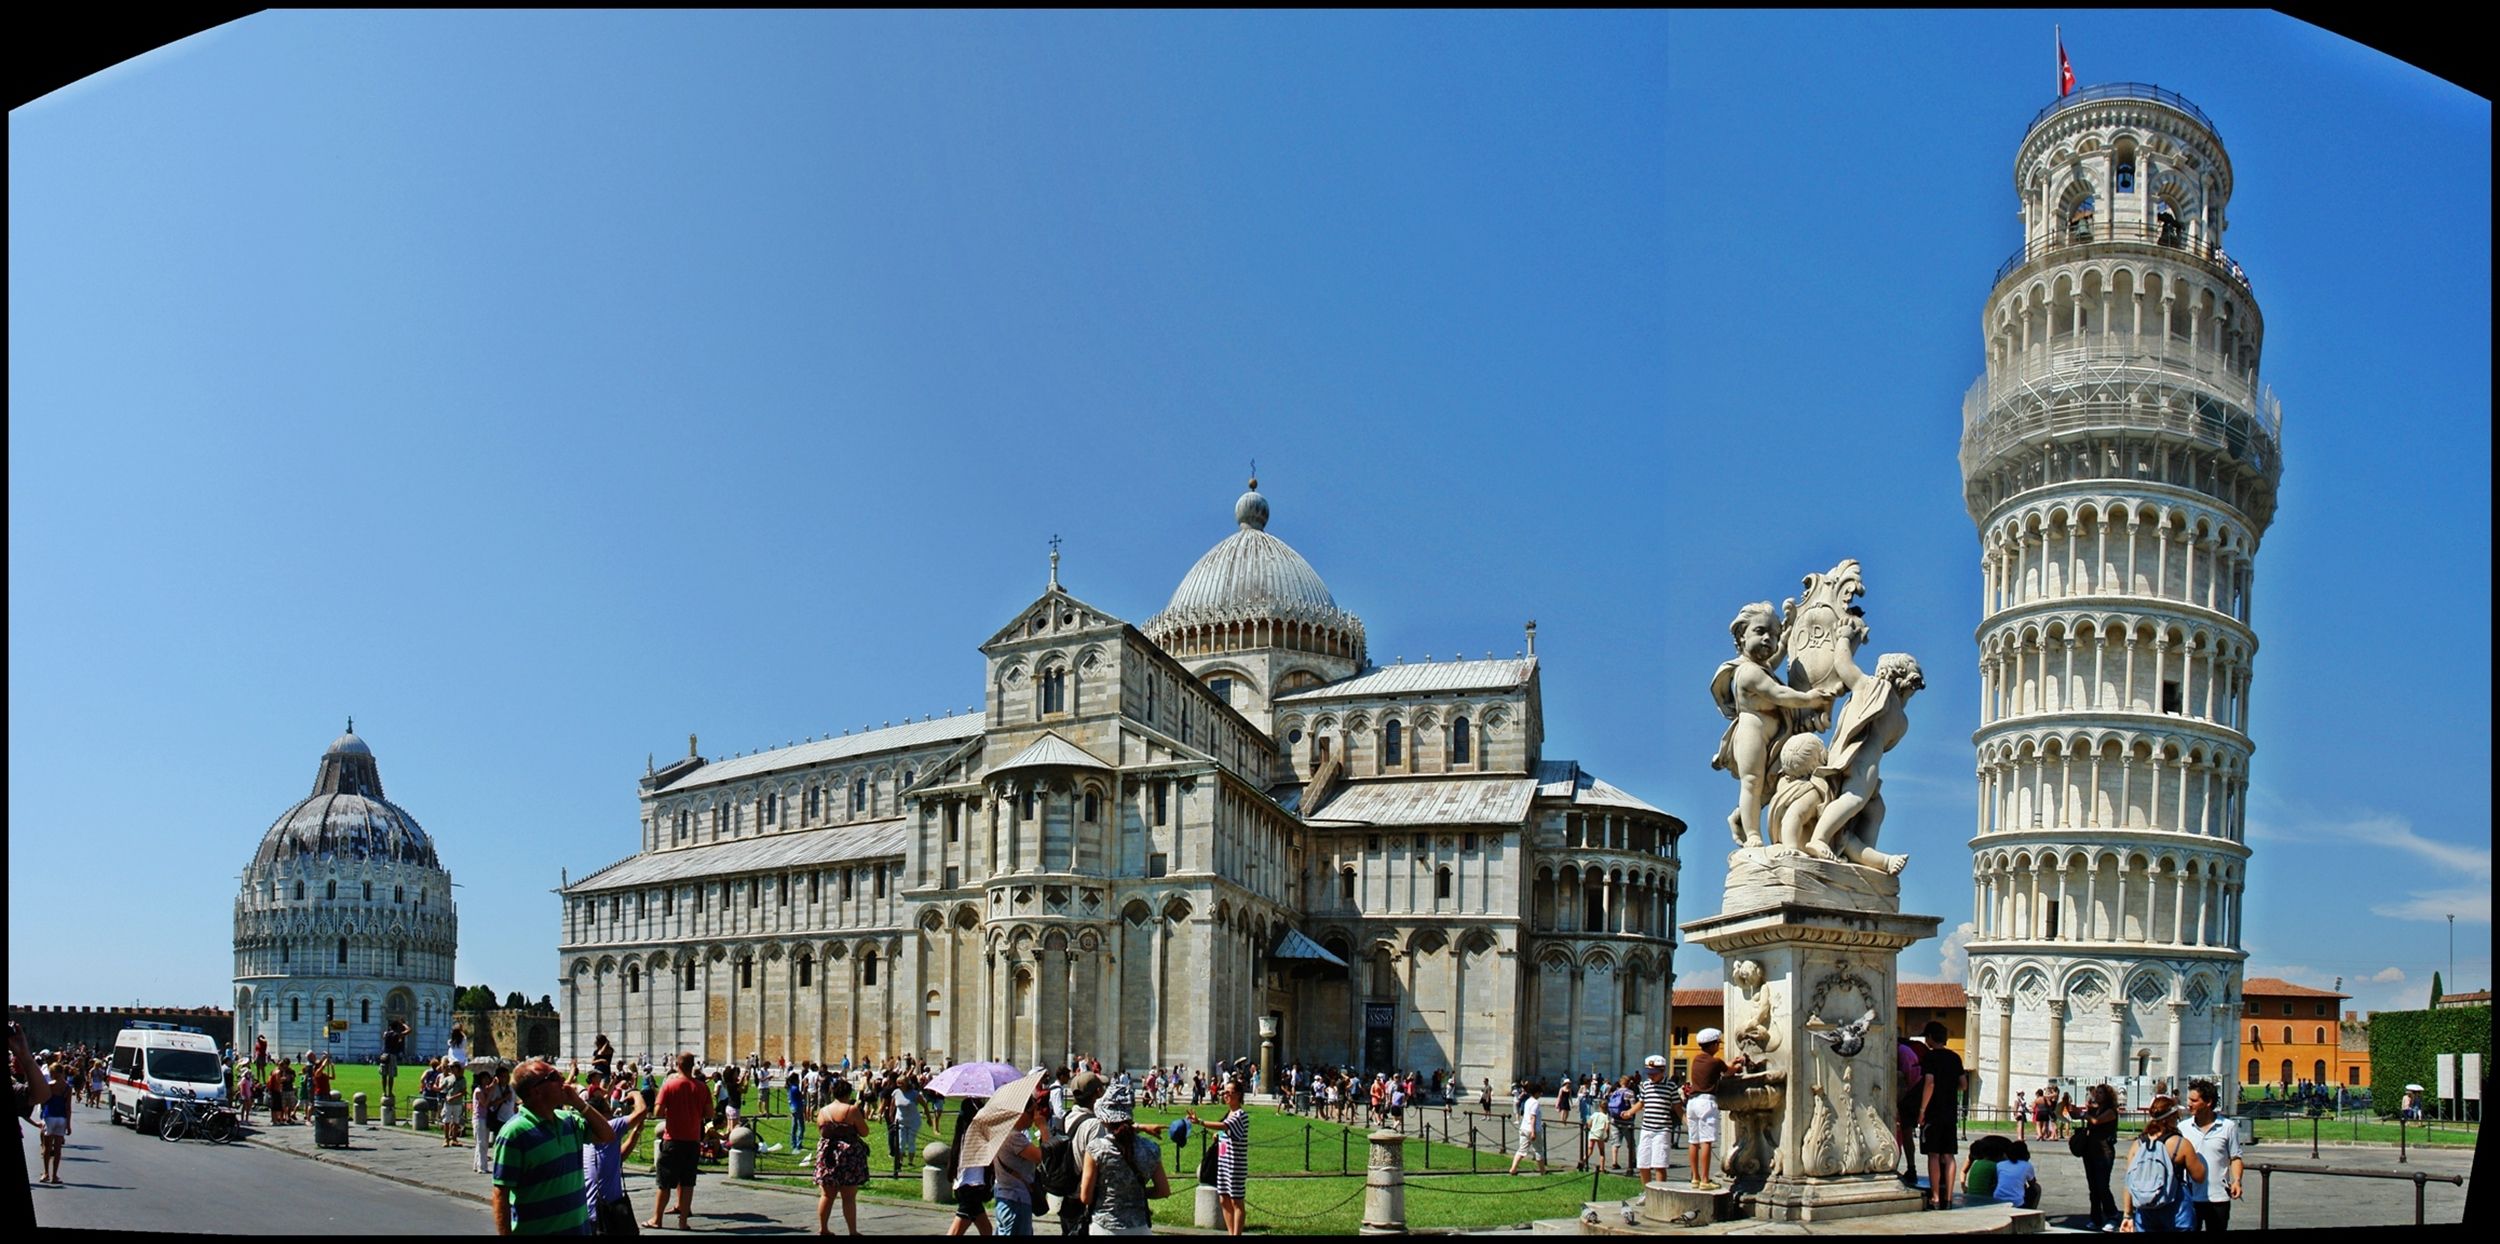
[559,481,1685,1084]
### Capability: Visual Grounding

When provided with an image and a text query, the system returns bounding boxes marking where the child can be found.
[1992,1139,2040,1208]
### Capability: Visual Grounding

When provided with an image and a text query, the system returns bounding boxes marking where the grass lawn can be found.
[309,1062,1653,1231]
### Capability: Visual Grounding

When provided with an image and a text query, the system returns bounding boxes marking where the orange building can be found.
[2240,977,2355,1090]
[1667,982,1968,1081]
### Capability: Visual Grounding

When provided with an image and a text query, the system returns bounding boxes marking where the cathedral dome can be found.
[249,726,441,870]
[1146,480,1365,663]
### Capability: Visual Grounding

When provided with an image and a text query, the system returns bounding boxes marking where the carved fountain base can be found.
[1682,853,1941,1224]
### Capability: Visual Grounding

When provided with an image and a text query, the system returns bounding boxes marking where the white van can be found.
[109,1021,225,1130]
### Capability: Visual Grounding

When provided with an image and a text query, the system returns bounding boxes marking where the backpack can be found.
[1038,1132,1082,1199]
[2124,1136,2179,1217]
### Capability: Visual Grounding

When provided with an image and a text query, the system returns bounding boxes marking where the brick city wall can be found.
[450,1005,562,1060]
[9,1004,235,1055]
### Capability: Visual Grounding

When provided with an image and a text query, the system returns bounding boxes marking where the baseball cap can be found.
[1696,1027,1723,1046]
[1068,1070,1107,1103]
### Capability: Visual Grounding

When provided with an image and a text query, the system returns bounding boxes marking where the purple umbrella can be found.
[925,1060,1026,1098]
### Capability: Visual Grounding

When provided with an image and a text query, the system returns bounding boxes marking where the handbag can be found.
[1197,1133,1220,1183]
[2068,1129,2094,1158]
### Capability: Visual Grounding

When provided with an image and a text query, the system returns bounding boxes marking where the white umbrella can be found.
[953,1068,1050,1171]
[2405,1083,2425,1092]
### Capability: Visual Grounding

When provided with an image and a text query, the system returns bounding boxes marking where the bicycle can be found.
[158,1087,241,1144]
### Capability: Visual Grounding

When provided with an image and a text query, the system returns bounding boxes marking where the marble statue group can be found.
[1710,559,1922,876]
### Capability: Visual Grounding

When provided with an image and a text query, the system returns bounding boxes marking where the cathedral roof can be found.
[1533,760,1668,815]
[654,713,985,794]
[565,818,907,893]
[1277,657,1536,702]
[1303,776,1536,826]
[1147,480,1362,636]
[250,726,441,871]
[987,732,1113,776]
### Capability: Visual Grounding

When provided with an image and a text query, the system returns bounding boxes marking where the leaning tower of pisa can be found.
[1957,83,2282,1113]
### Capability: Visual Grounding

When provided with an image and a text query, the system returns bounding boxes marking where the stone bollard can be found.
[726,1124,759,1179]
[1361,1129,1406,1235]
[1196,1183,1221,1228]
[412,1096,437,1131]
[923,1142,953,1204]
[353,1092,369,1125]
[381,1095,397,1128]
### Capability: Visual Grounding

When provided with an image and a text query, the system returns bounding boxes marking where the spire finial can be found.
[1048,534,1062,589]
[1248,458,1257,491]
[689,732,699,758]
[346,715,354,734]
[1525,620,1537,657]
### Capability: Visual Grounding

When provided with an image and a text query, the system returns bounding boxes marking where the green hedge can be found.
[2367,1006,2492,1116]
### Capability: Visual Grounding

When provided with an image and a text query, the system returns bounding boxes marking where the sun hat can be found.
[1696,1027,1723,1046]
[1644,1054,1667,1068]
[1097,1083,1136,1124]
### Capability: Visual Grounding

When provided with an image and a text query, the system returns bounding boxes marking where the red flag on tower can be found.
[2058,31,2075,97]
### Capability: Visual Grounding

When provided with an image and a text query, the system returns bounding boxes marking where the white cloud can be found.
[2369,888,2493,925]
[1930,920,1977,985]
[2371,966,2407,984]
[2244,802,2490,929]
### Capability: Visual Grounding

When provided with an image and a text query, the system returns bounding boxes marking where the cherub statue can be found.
[1765,734,1830,856]
[1807,652,1923,875]
[1731,959,1780,1059]
[1711,602,1834,848]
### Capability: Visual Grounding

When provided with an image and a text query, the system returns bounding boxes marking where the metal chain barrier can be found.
[1240,1181,1371,1220]
[1404,1171,1594,1196]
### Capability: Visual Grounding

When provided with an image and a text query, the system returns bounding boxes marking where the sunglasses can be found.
[519,1072,562,1093]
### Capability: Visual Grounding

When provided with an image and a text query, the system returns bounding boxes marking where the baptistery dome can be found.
[250,725,440,869]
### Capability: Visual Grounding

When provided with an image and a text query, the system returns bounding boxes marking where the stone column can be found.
[1063,949,1079,1069]
[1994,997,2015,1114]
[1361,1130,1408,1235]
[2046,999,2068,1080]
[2109,1002,2129,1080]
[2164,1000,2186,1090]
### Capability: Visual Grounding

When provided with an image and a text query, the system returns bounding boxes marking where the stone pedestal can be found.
[353,1092,368,1125]
[1360,1129,1407,1234]
[1196,1183,1222,1228]
[381,1094,397,1128]
[1682,855,1940,1224]
[1640,1181,1734,1227]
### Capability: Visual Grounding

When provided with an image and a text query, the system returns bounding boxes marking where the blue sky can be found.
[10,11,2487,1023]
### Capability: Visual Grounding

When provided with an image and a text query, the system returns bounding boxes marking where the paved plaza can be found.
[24,1098,2473,1234]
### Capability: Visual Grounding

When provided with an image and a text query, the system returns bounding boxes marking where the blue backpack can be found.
[2124,1136,2188,1224]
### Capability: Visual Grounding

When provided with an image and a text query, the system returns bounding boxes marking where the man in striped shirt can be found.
[492,1058,616,1236]
[1631,1055,1682,1185]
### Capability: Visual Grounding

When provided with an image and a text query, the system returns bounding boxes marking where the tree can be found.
[2432,972,2445,1007]
[455,985,499,1011]
[504,990,529,1009]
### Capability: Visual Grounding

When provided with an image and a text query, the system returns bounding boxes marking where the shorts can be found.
[593,1195,641,1235]
[655,1139,703,1189]
[1637,1130,1671,1170]
[1918,1119,1958,1156]
[992,1195,1035,1235]
[955,1184,993,1220]
[43,1118,69,1138]
[1515,1129,1547,1162]
[1684,1094,1720,1145]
